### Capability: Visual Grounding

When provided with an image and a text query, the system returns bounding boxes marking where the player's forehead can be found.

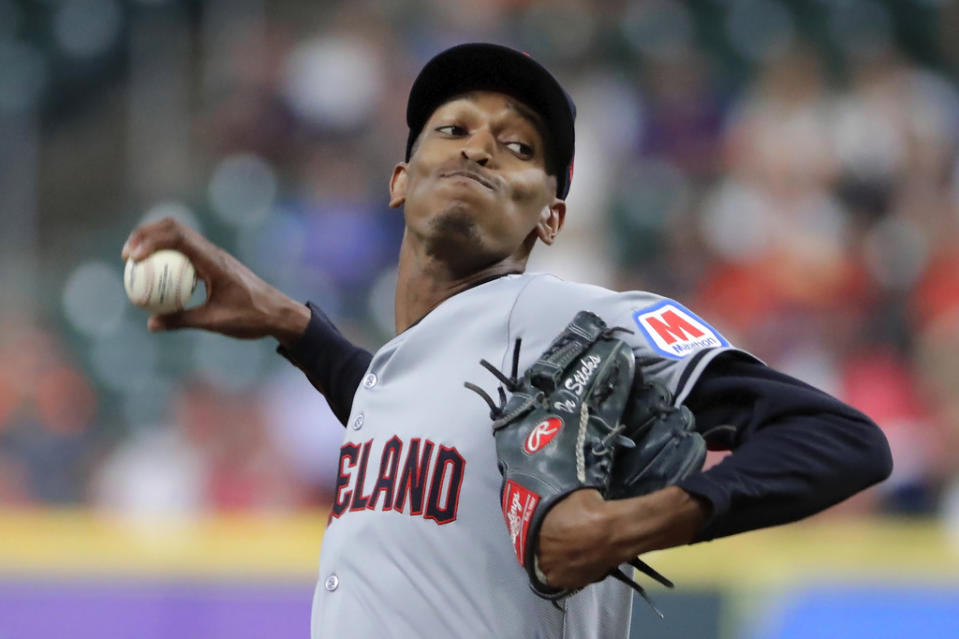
[429,91,547,134]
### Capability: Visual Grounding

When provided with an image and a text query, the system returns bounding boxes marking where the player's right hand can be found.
[122,217,309,345]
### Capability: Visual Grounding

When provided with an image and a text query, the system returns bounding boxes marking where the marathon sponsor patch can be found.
[633,300,728,359]
[502,480,539,566]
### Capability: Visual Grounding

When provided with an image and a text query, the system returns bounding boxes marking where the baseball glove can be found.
[464,310,706,614]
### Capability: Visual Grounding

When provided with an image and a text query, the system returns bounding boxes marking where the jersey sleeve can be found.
[276,301,373,426]
[605,293,761,404]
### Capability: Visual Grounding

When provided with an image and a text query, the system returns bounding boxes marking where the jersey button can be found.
[363,373,377,389]
[324,574,339,592]
[352,412,364,430]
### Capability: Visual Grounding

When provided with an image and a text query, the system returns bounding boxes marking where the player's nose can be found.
[461,147,490,166]
[460,129,494,166]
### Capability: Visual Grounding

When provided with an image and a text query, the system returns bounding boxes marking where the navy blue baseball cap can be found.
[405,43,577,199]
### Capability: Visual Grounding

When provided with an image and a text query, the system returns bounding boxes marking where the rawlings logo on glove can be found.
[525,418,562,453]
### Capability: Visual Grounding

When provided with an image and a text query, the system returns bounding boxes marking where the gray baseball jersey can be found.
[311,272,747,639]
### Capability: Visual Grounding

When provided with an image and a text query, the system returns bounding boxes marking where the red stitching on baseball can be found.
[142,259,154,305]
[174,257,185,310]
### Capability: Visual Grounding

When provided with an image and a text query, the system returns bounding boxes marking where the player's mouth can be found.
[441,170,495,190]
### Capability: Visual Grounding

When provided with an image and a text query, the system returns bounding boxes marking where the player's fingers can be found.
[123,218,215,271]
[122,218,184,259]
[147,306,209,332]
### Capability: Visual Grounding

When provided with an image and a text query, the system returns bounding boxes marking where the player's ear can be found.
[389,163,409,209]
[536,198,566,245]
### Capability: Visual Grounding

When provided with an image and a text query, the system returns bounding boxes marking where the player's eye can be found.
[436,124,467,136]
[505,141,534,159]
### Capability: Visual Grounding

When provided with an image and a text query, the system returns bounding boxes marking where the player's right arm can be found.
[123,217,371,424]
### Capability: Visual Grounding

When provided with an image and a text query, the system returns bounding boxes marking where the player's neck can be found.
[394,236,525,333]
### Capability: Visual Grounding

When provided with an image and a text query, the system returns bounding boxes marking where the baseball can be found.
[124,249,198,314]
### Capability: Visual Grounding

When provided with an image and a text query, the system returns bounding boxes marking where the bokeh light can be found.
[0,39,45,113]
[192,332,269,392]
[827,0,892,60]
[0,1,21,39]
[88,318,160,393]
[725,0,795,63]
[621,0,694,62]
[208,153,277,228]
[367,266,397,337]
[53,0,123,60]
[61,261,127,338]
[281,35,383,131]
[138,200,202,231]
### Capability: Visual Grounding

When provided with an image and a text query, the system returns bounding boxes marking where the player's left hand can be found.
[535,489,622,589]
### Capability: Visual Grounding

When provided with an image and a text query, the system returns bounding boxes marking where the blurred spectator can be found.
[93,420,205,519]
[0,319,98,505]
[638,50,726,178]
[696,44,853,341]
[94,380,315,517]
[4,0,958,522]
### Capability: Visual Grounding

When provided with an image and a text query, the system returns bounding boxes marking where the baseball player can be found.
[123,43,892,638]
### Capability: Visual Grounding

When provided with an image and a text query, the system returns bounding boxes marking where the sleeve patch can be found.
[632,300,729,359]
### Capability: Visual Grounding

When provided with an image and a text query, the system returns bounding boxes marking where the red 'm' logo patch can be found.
[633,301,729,359]
[524,417,563,454]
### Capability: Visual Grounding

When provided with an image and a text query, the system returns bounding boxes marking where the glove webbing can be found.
[532,556,674,617]
[610,558,674,619]
[463,338,525,422]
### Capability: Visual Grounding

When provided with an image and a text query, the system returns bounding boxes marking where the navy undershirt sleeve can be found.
[677,351,893,542]
[275,302,373,426]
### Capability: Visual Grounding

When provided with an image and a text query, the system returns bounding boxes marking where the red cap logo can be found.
[524,417,563,454]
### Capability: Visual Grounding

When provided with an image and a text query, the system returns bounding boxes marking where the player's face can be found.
[389,91,566,275]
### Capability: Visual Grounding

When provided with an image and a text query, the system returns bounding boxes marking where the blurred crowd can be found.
[1,0,958,524]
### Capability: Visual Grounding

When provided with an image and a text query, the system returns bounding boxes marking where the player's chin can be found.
[426,210,503,275]
[427,209,479,253]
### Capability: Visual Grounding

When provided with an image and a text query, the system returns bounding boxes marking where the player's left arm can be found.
[538,350,893,589]
[676,351,893,540]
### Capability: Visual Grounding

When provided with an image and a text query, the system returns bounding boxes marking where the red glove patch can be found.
[502,480,539,566]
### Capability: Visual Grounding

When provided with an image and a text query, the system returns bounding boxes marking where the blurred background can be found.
[1,0,958,637]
